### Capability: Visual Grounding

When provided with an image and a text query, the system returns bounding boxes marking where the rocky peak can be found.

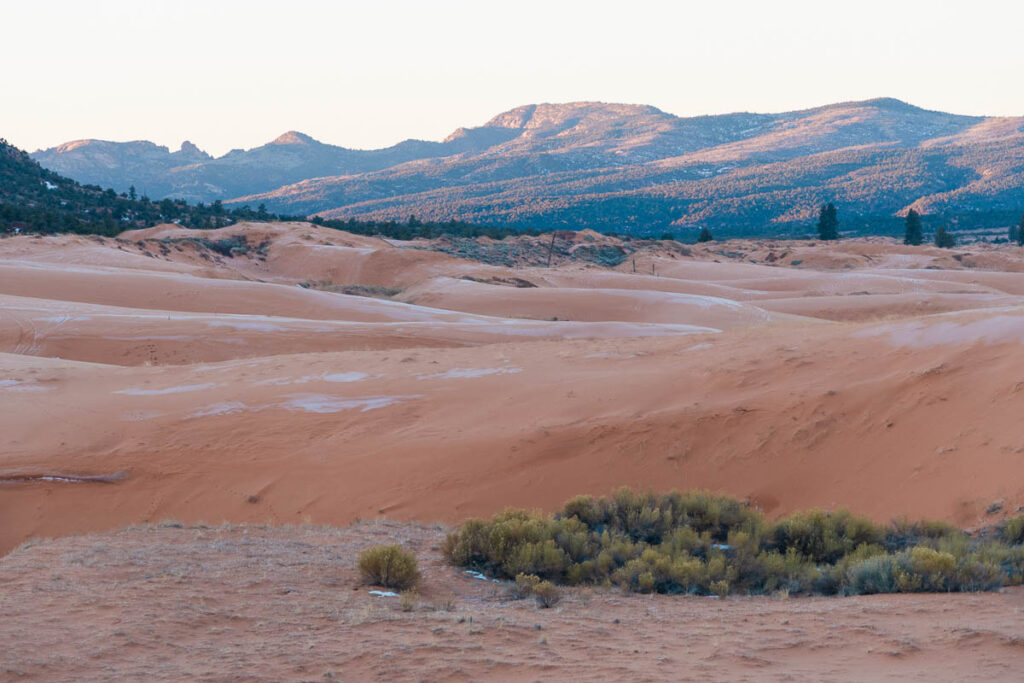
[271,131,316,146]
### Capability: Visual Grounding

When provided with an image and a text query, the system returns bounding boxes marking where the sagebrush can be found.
[442,489,1024,596]
[358,544,420,590]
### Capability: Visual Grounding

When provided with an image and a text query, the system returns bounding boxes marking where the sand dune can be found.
[4,224,1024,555]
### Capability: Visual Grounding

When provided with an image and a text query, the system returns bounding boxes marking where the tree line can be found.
[817,200,1024,248]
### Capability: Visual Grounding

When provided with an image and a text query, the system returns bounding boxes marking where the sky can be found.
[3,0,1023,156]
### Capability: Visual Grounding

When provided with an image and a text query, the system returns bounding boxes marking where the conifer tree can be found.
[1018,214,1024,246]
[697,227,713,243]
[903,209,923,245]
[934,226,956,248]
[817,203,838,240]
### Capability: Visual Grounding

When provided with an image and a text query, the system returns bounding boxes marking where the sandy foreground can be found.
[4,223,1024,678]
[2,522,1023,682]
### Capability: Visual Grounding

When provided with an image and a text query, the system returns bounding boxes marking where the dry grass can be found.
[1,522,1023,681]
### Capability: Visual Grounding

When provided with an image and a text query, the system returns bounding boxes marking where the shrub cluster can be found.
[442,489,1024,596]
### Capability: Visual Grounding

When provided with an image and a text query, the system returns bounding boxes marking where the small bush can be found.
[1002,516,1024,544]
[399,589,419,612]
[431,593,457,612]
[358,544,420,590]
[532,581,562,608]
[511,572,542,600]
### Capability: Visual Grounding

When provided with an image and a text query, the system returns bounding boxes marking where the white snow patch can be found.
[122,411,164,421]
[323,372,369,383]
[187,401,250,418]
[584,352,640,360]
[464,570,501,583]
[253,376,299,387]
[281,394,420,414]
[859,314,1024,348]
[254,372,370,387]
[0,379,50,392]
[368,590,400,597]
[417,367,522,380]
[207,321,284,332]
[36,315,91,323]
[115,383,217,396]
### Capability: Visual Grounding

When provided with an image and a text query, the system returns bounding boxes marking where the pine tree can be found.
[934,226,956,248]
[697,227,713,243]
[817,203,838,241]
[1018,214,1024,246]
[903,209,923,245]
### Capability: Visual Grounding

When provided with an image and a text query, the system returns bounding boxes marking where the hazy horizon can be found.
[4,0,1023,156]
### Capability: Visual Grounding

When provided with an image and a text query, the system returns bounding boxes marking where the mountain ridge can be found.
[30,98,1024,235]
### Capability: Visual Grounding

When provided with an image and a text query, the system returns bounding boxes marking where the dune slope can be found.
[3,223,1024,553]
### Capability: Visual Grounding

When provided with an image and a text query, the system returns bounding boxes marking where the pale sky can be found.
[3,0,1023,156]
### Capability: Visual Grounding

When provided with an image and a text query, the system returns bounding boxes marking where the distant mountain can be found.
[32,128,512,204]
[0,139,275,234]
[32,99,1024,235]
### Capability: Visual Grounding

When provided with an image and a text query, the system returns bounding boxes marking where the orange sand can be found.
[4,224,1024,554]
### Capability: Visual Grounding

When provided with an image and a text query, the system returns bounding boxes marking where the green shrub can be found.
[532,580,562,608]
[399,589,419,612]
[846,554,898,594]
[358,544,420,590]
[442,489,1024,597]
[1001,516,1024,544]
[772,509,883,563]
[511,572,541,600]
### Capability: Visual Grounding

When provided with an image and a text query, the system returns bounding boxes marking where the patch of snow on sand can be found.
[122,411,165,421]
[860,314,1024,348]
[207,321,284,332]
[417,367,522,380]
[465,570,501,583]
[254,372,369,387]
[187,402,250,418]
[323,372,369,382]
[282,394,421,414]
[492,320,721,338]
[0,379,51,392]
[115,383,217,396]
[253,377,298,387]
[36,315,91,323]
[368,590,400,597]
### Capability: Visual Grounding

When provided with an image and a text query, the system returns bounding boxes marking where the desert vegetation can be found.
[357,544,421,590]
[443,489,1024,596]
